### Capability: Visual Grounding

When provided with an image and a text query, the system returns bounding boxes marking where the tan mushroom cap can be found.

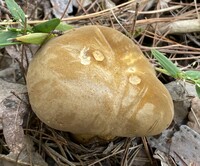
[26,26,174,139]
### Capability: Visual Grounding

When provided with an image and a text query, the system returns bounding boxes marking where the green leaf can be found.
[185,70,200,80]
[195,84,200,98]
[151,49,181,78]
[15,33,55,44]
[5,0,26,25]
[0,42,21,47]
[0,30,19,42]
[55,22,73,31]
[0,30,20,47]
[15,33,49,44]
[32,18,60,33]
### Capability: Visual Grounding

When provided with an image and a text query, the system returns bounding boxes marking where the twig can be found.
[120,138,131,166]
[194,0,200,20]
[10,91,28,105]
[75,0,94,25]
[141,137,153,165]
[88,145,142,166]
[158,19,200,34]
[131,2,139,37]
[128,5,183,14]
[111,9,131,37]
[60,0,72,19]
[29,0,43,19]
[43,144,76,166]
[191,108,200,128]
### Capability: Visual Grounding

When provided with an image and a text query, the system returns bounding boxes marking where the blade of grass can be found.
[184,70,200,80]
[0,42,21,47]
[151,49,181,78]
[195,84,200,98]
[0,30,20,48]
[5,0,26,26]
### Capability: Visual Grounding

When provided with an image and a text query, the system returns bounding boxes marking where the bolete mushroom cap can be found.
[26,25,174,139]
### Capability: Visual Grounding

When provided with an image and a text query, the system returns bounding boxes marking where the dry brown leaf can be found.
[2,94,28,154]
[0,78,27,154]
[0,78,47,165]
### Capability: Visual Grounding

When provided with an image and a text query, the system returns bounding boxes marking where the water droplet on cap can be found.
[127,67,136,73]
[129,75,141,85]
[92,50,105,61]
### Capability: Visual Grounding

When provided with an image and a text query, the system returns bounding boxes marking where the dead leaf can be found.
[104,0,116,9]
[0,78,47,165]
[2,94,28,154]
[5,45,36,70]
[187,97,200,134]
[153,150,171,166]
[0,79,27,130]
[0,78,27,153]
[0,64,18,82]
[50,0,75,17]
[0,136,48,166]
[50,0,91,18]
[147,127,174,154]
[170,125,200,165]
[165,81,193,125]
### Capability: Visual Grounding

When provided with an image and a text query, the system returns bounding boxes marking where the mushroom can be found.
[26,25,174,141]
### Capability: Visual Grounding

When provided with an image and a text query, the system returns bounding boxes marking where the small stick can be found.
[191,108,200,128]
[120,138,131,166]
[131,2,139,37]
[141,137,153,165]
[60,0,72,20]
[75,0,94,25]
[194,0,200,20]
